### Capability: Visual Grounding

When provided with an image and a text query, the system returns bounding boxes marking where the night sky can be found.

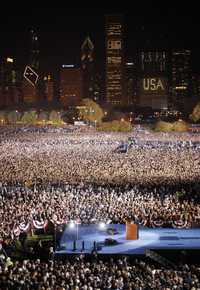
[0,5,199,72]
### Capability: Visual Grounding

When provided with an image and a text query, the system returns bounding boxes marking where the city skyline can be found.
[0,6,199,72]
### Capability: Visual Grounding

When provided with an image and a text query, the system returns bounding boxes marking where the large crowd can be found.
[0,126,200,241]
[0,126,200,185]
[1,125,200,289]
[0,255,200,290]
[0,183,200,242]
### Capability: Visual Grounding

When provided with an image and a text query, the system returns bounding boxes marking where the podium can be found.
[126,222,138,240]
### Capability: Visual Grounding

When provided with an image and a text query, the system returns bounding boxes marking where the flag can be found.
[75,219,81,225]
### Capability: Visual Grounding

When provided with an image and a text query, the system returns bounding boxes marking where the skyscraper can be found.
[137,50,168,110]
[0,57,19,107]
[44,74,54,104]
[22,30,40,105]
[81,36,94,99]
[171,50,191,112]
[105,15,125,106]
[60,65,83,107]
[125,59,137,106]
[29,29,40,71]
[191,74,200,105]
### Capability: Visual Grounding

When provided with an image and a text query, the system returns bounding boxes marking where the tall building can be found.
[81,36,94,99]
[22,79,38,104]
[22,30,40,105]
[0,57,19,107]
[171,50,192,113]
[125,59,137,106]
[44,74,54,104]
[92,72,104,103]
[186,73,200,114]
[29,30,39,71]
[105,14,125,106]
[60,65,83,107]
[137,50,168,110]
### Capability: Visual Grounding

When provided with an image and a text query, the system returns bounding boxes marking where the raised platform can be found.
[55,224,200,255]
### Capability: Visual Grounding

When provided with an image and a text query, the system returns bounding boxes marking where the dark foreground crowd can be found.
[1,127,200,289]
[0,255,200,290]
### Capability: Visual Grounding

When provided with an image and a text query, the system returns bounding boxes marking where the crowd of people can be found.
[0,126,200,241]
[0,182,200,242]
[1,125,200,288]
[0,255,200,290]
[0,126,200,185]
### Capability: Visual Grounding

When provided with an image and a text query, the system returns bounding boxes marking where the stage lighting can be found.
[99,222,106,230]
[69,221,75,229]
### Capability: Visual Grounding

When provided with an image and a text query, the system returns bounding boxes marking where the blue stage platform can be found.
[55,224,200,255]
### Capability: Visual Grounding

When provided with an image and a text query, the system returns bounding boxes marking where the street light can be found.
[75,220,81,241]
[6,57,14,63]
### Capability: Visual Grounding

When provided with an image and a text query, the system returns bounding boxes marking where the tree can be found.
[97,120,132,132]
[190,102,200,122]
[79,98,104,124]
[21,110,38,125]
[61,108,79,124]
[0,111,7,124]
[37,111,49,124]
[154,120,189,132]
[154,121,173,132]
[7,110,21,124]
[49,110,63,125]
[172,120,189,132]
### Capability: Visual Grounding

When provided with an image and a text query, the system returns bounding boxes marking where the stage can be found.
[55,224,200,255]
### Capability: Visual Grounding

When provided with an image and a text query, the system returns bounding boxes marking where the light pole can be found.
[75,219,81,241]
[76,223,78,241]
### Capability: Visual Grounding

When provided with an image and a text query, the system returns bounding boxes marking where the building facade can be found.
[44,74,54,104]
[22,30,40,105]
[29,29,40,71]
[0,57,19,107]
[125,59,137,106]
[22,79,38,104]
[105,15,125,106]
[171,50,192,113]
[137,50,169,110]
[60,65,82,107]
[81,36,94,99]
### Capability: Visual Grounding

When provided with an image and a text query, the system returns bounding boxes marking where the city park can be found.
[1,97,200,132]
[1,97,200,288]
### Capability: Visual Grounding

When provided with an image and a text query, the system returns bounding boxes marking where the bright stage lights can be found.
[69,221,75,229]
[99,222,106,230]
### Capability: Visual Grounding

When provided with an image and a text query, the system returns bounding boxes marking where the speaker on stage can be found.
[126,222,138,240]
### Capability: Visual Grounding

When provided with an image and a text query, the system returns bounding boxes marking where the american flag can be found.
[75,219,81,225]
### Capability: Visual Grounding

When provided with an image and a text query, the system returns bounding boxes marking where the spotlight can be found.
[69,221,75,229]
[99,222,106,230]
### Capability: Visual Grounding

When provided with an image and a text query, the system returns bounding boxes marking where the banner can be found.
[172,220,188,229]
[19,222,30,232]
[32,220,48,229]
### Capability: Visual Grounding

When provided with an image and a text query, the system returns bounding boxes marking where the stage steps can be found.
[145,249,177,269]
